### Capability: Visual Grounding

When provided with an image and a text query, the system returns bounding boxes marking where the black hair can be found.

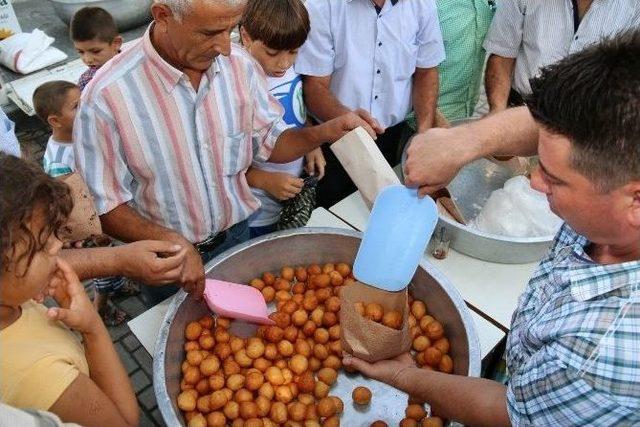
[70,7,118,43]
[241,0,310,51]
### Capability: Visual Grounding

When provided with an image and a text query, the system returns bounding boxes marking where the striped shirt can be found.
[73,27,288,243]
[483,0,640,95]
[43,137,75,178]
[506,223,640,425]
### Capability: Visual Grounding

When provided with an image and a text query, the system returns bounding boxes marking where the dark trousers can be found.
[316,121,412,208]
[140,220,250,308]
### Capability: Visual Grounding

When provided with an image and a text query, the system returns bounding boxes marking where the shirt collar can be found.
[558,227,640,301]
[345,0,399,6]
[142,24,220,94]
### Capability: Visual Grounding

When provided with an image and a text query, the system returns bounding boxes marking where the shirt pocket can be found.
[394,41,419,82]
[221,132,251,177]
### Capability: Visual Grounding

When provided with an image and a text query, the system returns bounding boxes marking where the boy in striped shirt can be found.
[34,81,136,326]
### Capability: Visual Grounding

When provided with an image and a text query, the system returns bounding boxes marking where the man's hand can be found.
[343,352,416,389]
[305,147,326,180]
[404,127,473,196]
[323,109,385,142]
[47,259,102,335]
[119,240,187,285]
[163,234,206,299]
[263,172,304,200]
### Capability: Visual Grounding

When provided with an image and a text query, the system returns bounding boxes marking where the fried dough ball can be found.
[264,326,285,344]
[206,411,227,427]
[209,390,228,411]
[245,338,266,359]
[415,351,427,367]
[325,296,341,313]
[315,288,332,303]
[425,321,444,341]
[236,349,254,368]
[226,373,245,391]
[265,366,285,386]
[276,290,293,302]
[195,378,210,395]
[330,396,344,414]
[208,374,225,391]
[296,371,315,393]
[433,338,450,355]
[281,368,294,385]
[424,347,443,367]
[196,394,212,413]
[295,267,308,282]
[316,397,337,418]
[308,357,322,372]
[438,354,454,374]
[184,341,200,352]
[284,326,299,342]
[322,312,338,328]
[200,356,220,376]
[328,324,341,340]
[329,271,343,287]
[370,421,389,427]
[307,264,322,275]
[262,272,276,286]
[305,404,319,422]
[421,417,444,427]
[302,321,317,337]
[302,296,319,312]
[292,282,306,295]
[185,321,203,341]
[343,277,356,287]
[322,263,335,274]
[230,336,245,353]
[231,419,244,427]
[264,343,278,360]
[275,360,287,370]
[313,328,330,344]
[283,301,299,316]
[222,388,234,402]
[222,400,240,420]
[409,326,422,340]
[259,382,275,400]
[255,395,271,417]
[314,381,330,399]
[188,413,207,427]
[184,366,201,385]
[235,388,253,403]
[406,404,427,420]
[288,308,308,327]
[281,266,295,281]
[262,286,276,302]
[400,419,418,427]
[336,263,351,277]
[270,401,288,424]
[313,274,331,288]
[289,354,309,375]
[411,301,427,320]
[309,308,324,326]
[324,416,340,427]
[382,310,403,330]
[317,367,338,385]
[275,385,294,403]
[254,357,272,372]
[364,303,384,322]
[418,315,435,332]
[288,402,307,422]
[182,360,191,374]
[274,277,291,291]
[333,286,344,298]
[245,371,265,391]
[413,336,431,352]
[177,390,197,411]
[250,278,266,290]
[199,334,215,350]
[322,355,342,370]
[293,294,305,306]
[240,402,259,420]
[352,386,372,405]
[328,340,342,356]
[294,339,312,358]
[277,340,294,357]
[313,343,329,360]
[245,418,263,427]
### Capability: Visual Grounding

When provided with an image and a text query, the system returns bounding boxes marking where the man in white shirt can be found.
[484,0,640,113]
[296,0,445,207]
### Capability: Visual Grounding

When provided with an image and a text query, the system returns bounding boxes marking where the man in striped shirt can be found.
[73,0,377,305]
[484,0,640,113]
[350,32,640,425]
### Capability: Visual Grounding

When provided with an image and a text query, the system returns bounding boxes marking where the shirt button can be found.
[378,41,382,47]
[574,35,579,40]
[374,95,379,100]
[376,69,381,74]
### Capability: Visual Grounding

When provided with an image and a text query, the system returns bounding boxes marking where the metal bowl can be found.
[47,0,152,31]
[402,120,554,264]
[154,228,481,426]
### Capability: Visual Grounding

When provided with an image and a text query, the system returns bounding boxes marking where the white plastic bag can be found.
[0,29,67,74]
[472,176,562,237]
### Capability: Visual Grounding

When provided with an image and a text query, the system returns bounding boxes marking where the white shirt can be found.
[483,0,640,95]
[250,67,306,227]
[43,137,75,177]
[296,0,445,129]
[0,108,20,157]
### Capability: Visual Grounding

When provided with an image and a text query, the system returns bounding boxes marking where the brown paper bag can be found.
[340,280,411,363]
[59,172,102,242]
[331,127,401,209]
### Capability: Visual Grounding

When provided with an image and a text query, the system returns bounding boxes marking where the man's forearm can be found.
[412,67,439,133]
[302,76,350,122]
[396,368,510,427]
[60,247,124,280]
[100,204,184,244]
[485,54,516,112]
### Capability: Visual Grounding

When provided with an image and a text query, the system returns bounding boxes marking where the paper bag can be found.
[340,280,411,363]
[331,127,401,209]
[59,172,102,242]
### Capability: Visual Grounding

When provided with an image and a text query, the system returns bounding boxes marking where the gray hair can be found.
[154,0,245,21]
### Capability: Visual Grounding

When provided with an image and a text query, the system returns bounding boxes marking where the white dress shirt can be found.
[296,0,445,129]
[484,0,640,95]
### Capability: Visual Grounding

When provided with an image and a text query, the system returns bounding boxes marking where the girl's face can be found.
[0,209,63,307]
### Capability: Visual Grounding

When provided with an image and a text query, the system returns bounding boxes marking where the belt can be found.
[194,231,226,254]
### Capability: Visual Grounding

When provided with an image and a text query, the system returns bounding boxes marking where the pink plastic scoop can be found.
[203,279,276,325]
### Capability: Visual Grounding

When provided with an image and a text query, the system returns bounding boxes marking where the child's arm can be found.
[305,147,326,180]
[246,166,304,201]
[47,259,139,427]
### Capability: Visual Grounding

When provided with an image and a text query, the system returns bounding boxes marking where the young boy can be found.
[33,81,136,326]
[240,0,326,237]
[70,7,122,90]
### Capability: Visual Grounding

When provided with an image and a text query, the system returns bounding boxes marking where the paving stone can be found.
[114,342,138,375]
[118,295,147,317]
[108,322,131,341]
[122,332,142,352]
[138,410,156,427]
[133,346,154,376]
[130,369,151,394]
[138,385,158,411]
[151,407,164,426]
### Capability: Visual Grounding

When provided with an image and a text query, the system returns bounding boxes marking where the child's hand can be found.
[305,147,326,180]
[264,172,304,201]
[47,258,101,334]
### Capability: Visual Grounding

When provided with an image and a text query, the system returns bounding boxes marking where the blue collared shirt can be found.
[506,223,640,425]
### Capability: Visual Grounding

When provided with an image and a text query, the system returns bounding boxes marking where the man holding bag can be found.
[346,31,640,426]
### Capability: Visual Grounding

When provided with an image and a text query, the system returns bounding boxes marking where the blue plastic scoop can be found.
[353,185,438,291]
